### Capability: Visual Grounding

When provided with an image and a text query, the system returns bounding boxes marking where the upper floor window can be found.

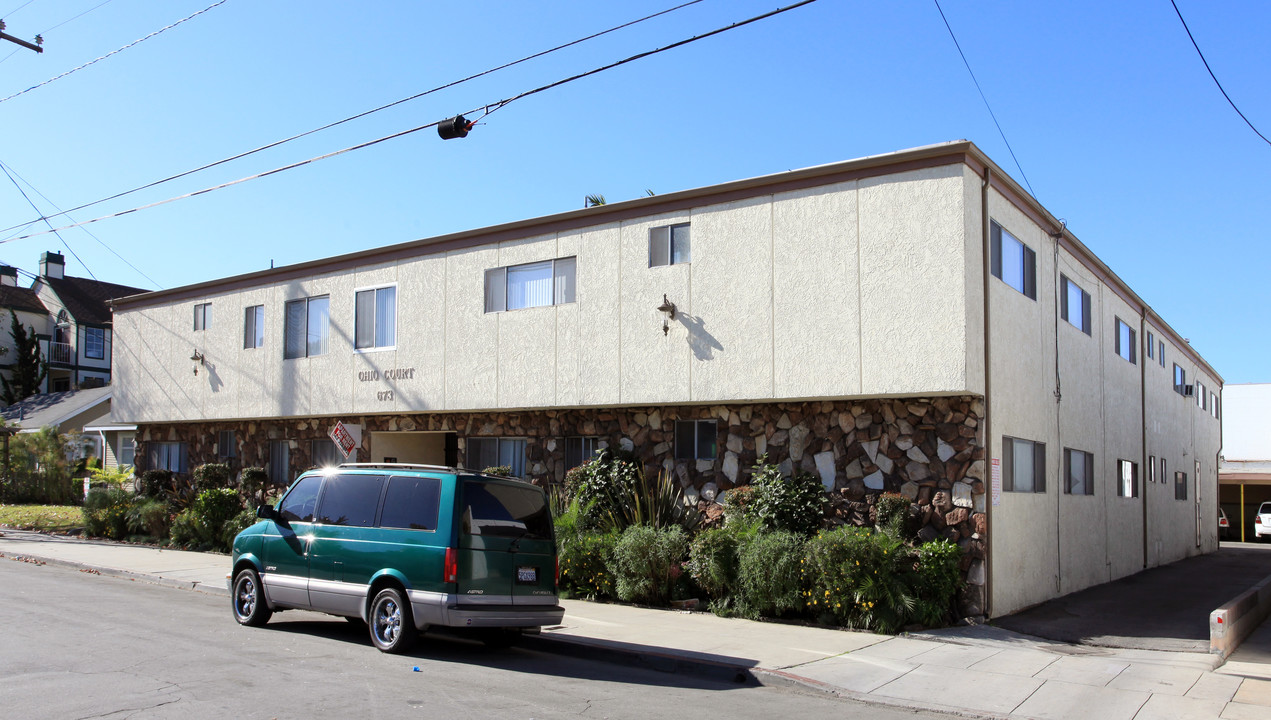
[1114,318,1136,364]
[84,327,105,360]
[650,223,691,267]
[1146,331,1155,360]
[1196,381,1207,410]
[1211,392,1220,420]
[1060,276,1091,335]
[194,302,211,331]
[1064,448,1094,496]
[244,305,264,349]
[284,295,329,359]
[1002,435,1046,493]
[355,286,397,349]
[1158,340,1165,367]
[485,257,575,313]
[674,420,718,461]
[990,222,1036,300]
[1173,364,1187,396]
[1174,471,1188,501]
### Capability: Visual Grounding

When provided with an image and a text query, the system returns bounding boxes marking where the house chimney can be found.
[0,265,16,286]
[39,251,64,279]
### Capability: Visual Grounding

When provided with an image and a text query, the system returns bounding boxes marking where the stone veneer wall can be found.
[136,395,987,616]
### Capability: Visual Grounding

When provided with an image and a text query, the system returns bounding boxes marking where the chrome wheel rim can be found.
[235,576,256,619]
[374,597,401,646]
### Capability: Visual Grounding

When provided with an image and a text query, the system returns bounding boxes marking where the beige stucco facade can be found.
[109,141,1222,618]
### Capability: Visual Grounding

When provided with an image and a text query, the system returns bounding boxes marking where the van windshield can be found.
[461,480,552,540]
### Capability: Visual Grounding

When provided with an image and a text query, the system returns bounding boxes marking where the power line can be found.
[3,0,820,242]
[1170,0,1270,148]
[0,160,99,281]
[3,0,707,232]
[0,160,161,288]
[931,0,1037,199]
[0,0,116,68]
[0,0,226,105]
[0,0,37,19]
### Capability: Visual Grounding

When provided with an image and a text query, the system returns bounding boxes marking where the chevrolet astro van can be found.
[229,464,563,653]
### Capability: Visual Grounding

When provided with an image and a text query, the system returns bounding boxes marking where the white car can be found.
[1255,503,1271,541]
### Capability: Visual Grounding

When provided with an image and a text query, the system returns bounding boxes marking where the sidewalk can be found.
[2,528,1270,720]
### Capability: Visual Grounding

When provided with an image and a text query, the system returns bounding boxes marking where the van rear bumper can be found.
[408,590,564,629]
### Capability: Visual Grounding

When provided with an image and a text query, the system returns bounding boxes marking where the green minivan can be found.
[229,463,563,653]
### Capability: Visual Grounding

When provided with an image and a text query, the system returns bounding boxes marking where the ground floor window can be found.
[1002,436,1046,493]
[269,440,291,487]
[149,442,187,473]
[467,437,526,477]
[119,434,135,467]
[218,430,237,460]
[565,437,599,470]
[1117,460,1139,498]
[311,439,342,468]
[674,420,718,460]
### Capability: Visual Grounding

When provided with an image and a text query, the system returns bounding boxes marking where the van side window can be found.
[379,476,442,531]
[278,476,322,523]
[461,480,553,540]
[315,474,384,527]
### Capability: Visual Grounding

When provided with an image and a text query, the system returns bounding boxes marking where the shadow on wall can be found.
[205,361,224,393]
[679,313,722,361]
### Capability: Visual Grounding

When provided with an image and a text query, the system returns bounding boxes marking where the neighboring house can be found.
[1218,384,1270,541]
[28,252,147,393]
[108,140,1222,619]
[0,384,114,460]
[0,266,53,393]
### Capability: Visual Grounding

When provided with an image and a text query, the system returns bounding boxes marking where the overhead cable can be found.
[3,0,819,242]
[0,160,100,281]
[1,0,706,231]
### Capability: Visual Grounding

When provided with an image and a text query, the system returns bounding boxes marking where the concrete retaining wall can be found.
[1210,572,1271,659]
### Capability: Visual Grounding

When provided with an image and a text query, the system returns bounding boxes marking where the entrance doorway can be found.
[368,431,457,467]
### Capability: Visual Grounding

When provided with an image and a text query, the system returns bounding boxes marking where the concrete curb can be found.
[521,632,759,686]
[754,667,1015,720]
[1211,571,1271,659]
[0,551,230,597]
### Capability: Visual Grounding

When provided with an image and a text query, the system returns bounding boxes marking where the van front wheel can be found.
[232,568,271,627]
[369,587,416,653]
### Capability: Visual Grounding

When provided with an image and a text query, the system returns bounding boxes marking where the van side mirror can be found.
[256,504,279,521]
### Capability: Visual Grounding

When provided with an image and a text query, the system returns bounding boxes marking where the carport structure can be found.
[1219,384,1271,542]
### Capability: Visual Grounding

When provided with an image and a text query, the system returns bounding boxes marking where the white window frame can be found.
[354,284,397,351]
[990,221,1037,300]
[1060,275,1091,335]
[193,302,211,331]
[284,295,330,360]
[83,326,105,360]
[119,434,136,467]
[649,223,691,267]
[244,305,264,349]
[484,257,576,313]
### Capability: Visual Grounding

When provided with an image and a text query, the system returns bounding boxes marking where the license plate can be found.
[516,566,538,584]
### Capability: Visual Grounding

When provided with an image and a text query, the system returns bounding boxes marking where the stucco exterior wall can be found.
[112,166,973,425]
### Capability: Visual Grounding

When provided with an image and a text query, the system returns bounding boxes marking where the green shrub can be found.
[570,448,644,530]
[169,508,203,547]
[481,465,512,476]
[747,456,826,535]
[221,508,260,549]
[735,530,806,619]
[911,539,962,627]
[610,525,688,605]
[192,463,233,493]
[137,469,172,499]
[126,497,171,538]
[89,465,133,489]
[238,467,269,505]
[685,520,760,601]
[875,492,913,539]
[803,526,915,633]
[559,530,619,599]
[721,485,756,524]
[178,488,243,550]
[82,487,134,540]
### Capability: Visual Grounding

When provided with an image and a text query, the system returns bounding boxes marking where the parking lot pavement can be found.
[995,544,1271,652]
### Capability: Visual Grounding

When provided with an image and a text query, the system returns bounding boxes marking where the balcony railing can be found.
[49,341,72,365]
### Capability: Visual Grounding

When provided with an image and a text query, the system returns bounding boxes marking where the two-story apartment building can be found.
[109,141,1222,618]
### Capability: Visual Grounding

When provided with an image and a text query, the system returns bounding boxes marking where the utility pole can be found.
[0,20,44,54]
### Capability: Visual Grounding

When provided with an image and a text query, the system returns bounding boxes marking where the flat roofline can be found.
[109,140,1221,383]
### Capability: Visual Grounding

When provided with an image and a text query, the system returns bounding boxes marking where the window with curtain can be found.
[284,295,329,359]
[484,257,576,313]
[466,437,526,477]
[355,286,396,349]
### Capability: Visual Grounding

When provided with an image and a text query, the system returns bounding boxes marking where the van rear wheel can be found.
[369,587,416,653]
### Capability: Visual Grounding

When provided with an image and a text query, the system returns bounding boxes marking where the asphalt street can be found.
[0,558,951,720]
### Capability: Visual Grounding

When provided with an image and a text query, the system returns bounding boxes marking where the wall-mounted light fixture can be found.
[657,294,677,335]
[191,349,205,375]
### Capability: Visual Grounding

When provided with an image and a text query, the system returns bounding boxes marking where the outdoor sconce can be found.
[191,349,205,375]
[657,294,676,335]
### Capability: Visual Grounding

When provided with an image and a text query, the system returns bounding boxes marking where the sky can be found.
[0,0,1265,383]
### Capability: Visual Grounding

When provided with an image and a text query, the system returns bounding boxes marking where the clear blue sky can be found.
[0,1,1265,382]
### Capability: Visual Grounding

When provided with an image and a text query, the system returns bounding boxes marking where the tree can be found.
[1,309,48,405]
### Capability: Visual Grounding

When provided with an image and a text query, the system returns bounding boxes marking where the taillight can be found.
[444,547,458,583]
[1258,517,1263,526]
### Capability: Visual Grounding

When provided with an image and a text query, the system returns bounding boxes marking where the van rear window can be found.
[461,480,552,539]
[380,476,442,531]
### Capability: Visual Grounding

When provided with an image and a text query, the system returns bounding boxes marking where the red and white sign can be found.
[329,421,357,459]
[990,457,1002,507]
